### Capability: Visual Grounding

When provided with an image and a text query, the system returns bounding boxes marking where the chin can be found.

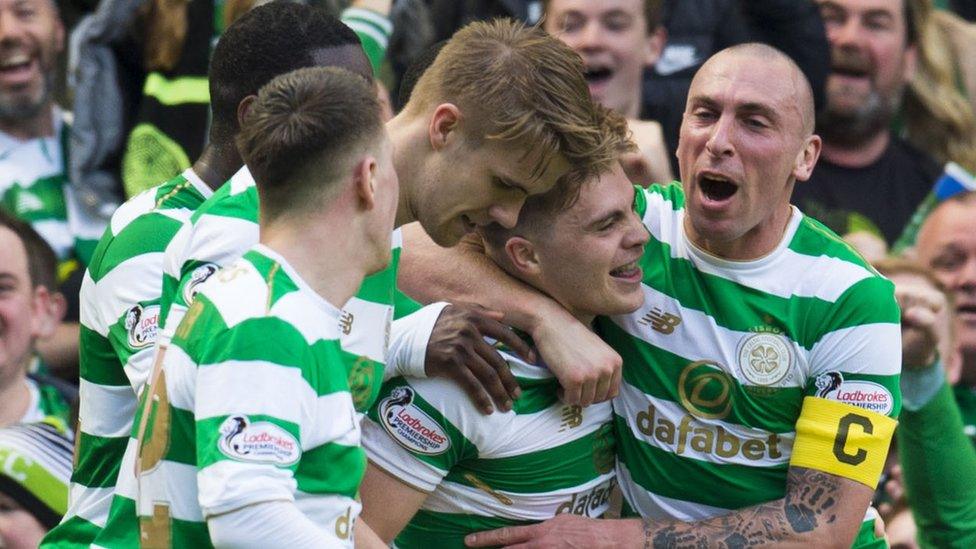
[426,221,467,248]
[605,294,644,317]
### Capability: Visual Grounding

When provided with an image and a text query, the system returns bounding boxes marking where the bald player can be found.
[400,44,899,548]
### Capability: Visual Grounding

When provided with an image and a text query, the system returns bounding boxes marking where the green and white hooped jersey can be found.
[157,166,399,410]
[363,351,616,548]
[0,109,106,269]
[600,184,900,544]
[41,169,211,549]
[105,166,400,546]
[135,247,366,547]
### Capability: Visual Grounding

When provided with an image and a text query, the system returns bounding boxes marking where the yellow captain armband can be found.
[790,396,897,488]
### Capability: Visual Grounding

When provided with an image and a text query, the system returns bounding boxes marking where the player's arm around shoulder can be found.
[398,222,622,406]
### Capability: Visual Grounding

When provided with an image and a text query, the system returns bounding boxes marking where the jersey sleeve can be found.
[791,276,901,488]
[805,275,902,419]
[95,222,177,393]
[899,380,976,548]
[362,377,479,492]
[159,195,259,342]
[193,315,313,517]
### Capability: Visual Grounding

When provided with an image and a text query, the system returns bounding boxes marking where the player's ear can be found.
[428,104,461,151]
[354,156,379,210]
[505,236,541,276]
[237,95,257,128]
[793,134,822,182]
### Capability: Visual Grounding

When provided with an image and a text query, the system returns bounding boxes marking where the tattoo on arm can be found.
[645,467,842,548]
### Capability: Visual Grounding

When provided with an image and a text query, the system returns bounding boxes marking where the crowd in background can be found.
[3,0,976,547]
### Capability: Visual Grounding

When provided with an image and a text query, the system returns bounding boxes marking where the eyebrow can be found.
[691,95,780,120]
[585,209,625,230]
[738,102,780,123]
[498,175,530,194]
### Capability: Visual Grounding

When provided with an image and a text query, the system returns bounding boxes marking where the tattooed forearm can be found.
[645,467,846,549]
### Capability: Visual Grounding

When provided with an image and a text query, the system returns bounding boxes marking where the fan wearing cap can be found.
[0,421,73,549]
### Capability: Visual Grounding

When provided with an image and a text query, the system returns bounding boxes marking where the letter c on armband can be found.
[832,413,873,465]
[790,397,897,487]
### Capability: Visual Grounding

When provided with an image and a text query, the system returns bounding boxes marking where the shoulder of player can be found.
[196,253,340,343]
[379,376,509,440]
[789,213,892,295]
[189,176,257,226]
[635,182,685,227]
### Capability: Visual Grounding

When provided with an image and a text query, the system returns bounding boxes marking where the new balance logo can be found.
[339,311,354,335]
[638,308,682,334]
[559,405,583,431]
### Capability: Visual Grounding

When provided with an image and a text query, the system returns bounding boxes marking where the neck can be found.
[261,214,369,308]
[191,142,243,190]
[0,374,31,428]
[387,112,424,227]
[685,202,794,260]
[618,86,642,120]
[820,131,889,169]
[0,103,55,140]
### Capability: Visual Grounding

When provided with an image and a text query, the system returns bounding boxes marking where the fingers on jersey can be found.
[425,304,528,414]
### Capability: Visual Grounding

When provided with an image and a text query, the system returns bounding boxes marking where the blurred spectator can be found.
[901,0,976,174]
[875,257,976,549]
[425,1,829,176]
[642,0,830,172]
[427,0,541,42]
[542,0,672,185]
[386,0,436,106]
[13,205,78,381]
[915,191,976,442]
[69,0,394,202]
[0,0,105,305]
[0,212,76,431]
[793,0,940,248]
[0,421,73,549]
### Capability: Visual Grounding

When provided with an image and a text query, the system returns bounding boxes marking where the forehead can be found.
[558,164,633,226]
[818,0,904,18]
[919,201,976,249]
[689,54,803,123]
[0,0,56,15]
[546,0,644,16]
[487,139,572,193]
[0,227,29,277]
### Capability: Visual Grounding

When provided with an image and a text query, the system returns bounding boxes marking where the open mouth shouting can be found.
[583,63,614,97]
[696,171,739,210]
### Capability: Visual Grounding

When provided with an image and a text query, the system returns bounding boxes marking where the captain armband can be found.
[789,396,897,488]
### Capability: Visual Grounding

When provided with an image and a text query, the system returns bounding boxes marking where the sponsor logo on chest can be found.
[555,477,618,517]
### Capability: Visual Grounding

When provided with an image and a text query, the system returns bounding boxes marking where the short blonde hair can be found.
[406,18,619,180]
[480,110,635,252]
